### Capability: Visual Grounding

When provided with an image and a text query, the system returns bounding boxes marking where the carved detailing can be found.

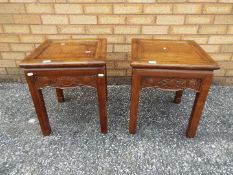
[141,77,202,91]
[35,75,96,89]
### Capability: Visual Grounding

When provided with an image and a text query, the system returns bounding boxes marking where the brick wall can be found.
[0,0,233,84]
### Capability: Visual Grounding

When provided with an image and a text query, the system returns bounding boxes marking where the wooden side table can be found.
[129,39,220,138]
[20,39,108,136]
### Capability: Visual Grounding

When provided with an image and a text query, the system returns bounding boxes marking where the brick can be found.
[182,35,208,44]
[199,25,227,34]
[0,60,16,67]
[4,25,30,34]
[70,15,97,24]
[106,61,115,69]
[210,53,232,61]
[20,35,45,43]
[99,16,125,24]
[10,43,34,51]
[214,69,225,77]
[156,15,184,24]
[31,25,58,34]
[107,53,127,60]
[127,16,155,24]
[173,4,202,14]
[219,0,233,2]
[225,70,233,76]
[201,45,220,53]
[200,45,220,53]
[0,4,25,14]
[84,4,112,14]
[114,44,131,52]
[153,35,181,40]
[26,4,54,14]
[157,0,185,1]
[68,0,95,2]
[144,4,172,14]
[115,60,130,68]
[101,35,125,43]
[107,44,113,52]
[54,4,82,14]
[13,15,41,24]
[1,52,25,60]
[86,26,112,34]
[127,69,132,76]
[10,0,37,2]
[114,26,140,34]
[142,26,169,34]
[170,26,198,34]
[203,4,232,14]
[72,35,97,39]
[0,68,7,75]
[97,0,124,2]
[0,15,14,24]
[0,35,19,43]
[221,45,233,53]
[107,69,126,76]
[42,15,68,24]
[214,15,233,24]
[6,67,23,75]
[209,35,233,44]
[127,0,155,2]
[126,35,152,43]
[188,0,217,2]
[228,26,233,34]
[0,43,10,51]
[114,4,142,14]
[186,15,213,24]
[218,61,233,69]
[57,25,85,34]
[46,35,71,39]
[41,0,65,1]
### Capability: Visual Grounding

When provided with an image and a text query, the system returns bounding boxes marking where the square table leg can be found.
[26,77,51,136]
[97,74,108,134]
[186,75,212,138]
[129,74,141,134]
[174,90,183,104]
[56,88,65,103]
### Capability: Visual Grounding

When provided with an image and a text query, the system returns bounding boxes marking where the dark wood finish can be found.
[129,39,220,138]
[56,88,64,103]
[97,69,108,133]
[20,39,108,136]
[174,90,183,104]
[128,73,141,134]
[26,75,51,136]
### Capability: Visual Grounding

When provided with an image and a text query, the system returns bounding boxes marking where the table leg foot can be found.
[129,74,141,134]
[56,88,65,103]
[174,90,183,104]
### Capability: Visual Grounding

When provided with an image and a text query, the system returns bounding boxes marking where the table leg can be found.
[26,79,51,136]
[129,74,141,134]
[56,88,65,102]
[186,76,212,138]
[97,75,108,133]
[174,90,183,104]
[105,66,108,101]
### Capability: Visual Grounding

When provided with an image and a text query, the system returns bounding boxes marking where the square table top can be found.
[20,39,107,68]
[131,39,219,70]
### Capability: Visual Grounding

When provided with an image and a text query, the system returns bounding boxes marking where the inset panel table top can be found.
[20,39,107,68]
[131,39,219,70]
